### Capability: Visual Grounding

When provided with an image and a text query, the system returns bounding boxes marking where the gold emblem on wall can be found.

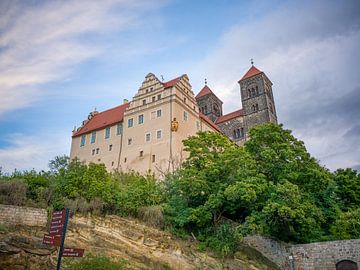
[171,118,179,131]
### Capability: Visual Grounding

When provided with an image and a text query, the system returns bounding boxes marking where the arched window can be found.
[255,104,259,111]
[256,86,259,95]
[213,103,220,116]
[233,130,237,139]
[248,89,251,98]
[204,105,208,114]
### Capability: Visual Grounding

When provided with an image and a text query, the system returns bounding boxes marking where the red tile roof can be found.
[239,66,263,82]
[162,75,185,88]
[72,103,130,137]
[199,112,221,132]
[215,109,244,124]
[195,85,223,103]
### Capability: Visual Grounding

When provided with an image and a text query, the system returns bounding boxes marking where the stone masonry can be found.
[0,204,47,227]
[244,235,360,270]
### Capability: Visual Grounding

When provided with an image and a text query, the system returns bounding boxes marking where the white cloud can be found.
[0,0,166,116]
[192,1,360,170]
[0,132,70,173]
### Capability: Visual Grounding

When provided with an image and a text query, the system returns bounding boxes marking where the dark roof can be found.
[215,109,244,124]
[73,103,130,137]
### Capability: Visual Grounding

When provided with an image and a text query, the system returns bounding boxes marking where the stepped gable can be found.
[73,103,129,137]
[215,109,244,124]
[199,112,221,132]
[239,65,263,82]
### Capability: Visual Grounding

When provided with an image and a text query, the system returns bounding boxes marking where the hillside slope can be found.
[0,215,279,270]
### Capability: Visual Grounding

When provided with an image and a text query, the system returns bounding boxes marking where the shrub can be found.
[67,254,131,270]
[198,223,242,257]
[0,179,27,206]
[137,205,164,229]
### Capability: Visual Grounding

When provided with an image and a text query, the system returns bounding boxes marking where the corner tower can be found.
[239,65,277,137]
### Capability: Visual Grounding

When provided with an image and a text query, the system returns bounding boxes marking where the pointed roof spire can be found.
[239,65,263,82]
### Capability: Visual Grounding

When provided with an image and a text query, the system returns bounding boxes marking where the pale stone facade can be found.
[70,66,276,175]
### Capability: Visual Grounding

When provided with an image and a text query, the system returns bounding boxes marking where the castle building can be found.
[70,65,277,176]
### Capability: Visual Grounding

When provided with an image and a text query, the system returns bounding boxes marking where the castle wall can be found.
[244,235,360,270]
[0,204,47,227]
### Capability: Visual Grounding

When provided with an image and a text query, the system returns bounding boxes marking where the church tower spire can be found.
[238,65,277,137]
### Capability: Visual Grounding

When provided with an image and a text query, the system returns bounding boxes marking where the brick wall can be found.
[0,204,47,227]
[244,235,360,270]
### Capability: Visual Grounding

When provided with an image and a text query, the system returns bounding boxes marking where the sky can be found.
[0,0,359,173]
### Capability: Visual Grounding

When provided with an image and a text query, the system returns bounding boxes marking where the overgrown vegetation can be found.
[66,254,132,270]
[0,123,359,258]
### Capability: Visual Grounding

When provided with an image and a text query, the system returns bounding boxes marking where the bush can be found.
[137,205,164,229]
[67,254,131,270]
[63,197,104,215]
[198,223,242,257]
[0,179,27,206]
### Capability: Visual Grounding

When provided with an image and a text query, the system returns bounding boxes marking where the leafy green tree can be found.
[49,155,69,174]
[330,208,360,240]
[246,181,323,243]
[334,168,360,210]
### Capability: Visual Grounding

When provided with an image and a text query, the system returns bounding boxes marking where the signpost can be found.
[42,208,85,269]
[62,248,85,257]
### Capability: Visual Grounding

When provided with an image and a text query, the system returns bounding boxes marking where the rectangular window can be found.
[128,118,133,128]
[142,99,146,105]
[91,131,96,144]
[157,109,162,118]
[124,157,127,163]
[96,148,99,154]
[80,135,86,147]
[138,114,144,124]
[140,151,143,157]
[152,155,156,163]
[109,144,113,151]
[105,127,110,139]
[157,130,162,139]
[151,111,156,119]
[157,94,161,100]
[145,133,151,142]
[152,96,156,102]
[128,138,132,145]
[92,149,95,155]
[183,111,188,121]
[117,123,123,135]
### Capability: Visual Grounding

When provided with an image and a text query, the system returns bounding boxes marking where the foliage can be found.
[198,223,242,257]
[0,179,28,206]
[330,208,360,240]
[137,205,164,229]
[67,254,132,270]
[112,171,163,216]
[334,168,360,211]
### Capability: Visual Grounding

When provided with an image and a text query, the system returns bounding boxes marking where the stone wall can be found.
[290,239,360,270]
[244,235,360,270]
[0,204,47,227]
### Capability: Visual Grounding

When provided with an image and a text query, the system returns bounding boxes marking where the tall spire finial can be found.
[251,58,254,66]
[205,78,207,85]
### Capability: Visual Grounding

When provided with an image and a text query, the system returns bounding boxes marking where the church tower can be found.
[195,83,223,123]
[239,65,277,137]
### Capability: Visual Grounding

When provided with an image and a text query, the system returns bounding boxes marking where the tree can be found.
[334,168,360,211]
[331,208,360,240]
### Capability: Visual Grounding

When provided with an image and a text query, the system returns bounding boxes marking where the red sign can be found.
[62,248,84,257]
[49,227,63,236]
[43,234,61,246]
